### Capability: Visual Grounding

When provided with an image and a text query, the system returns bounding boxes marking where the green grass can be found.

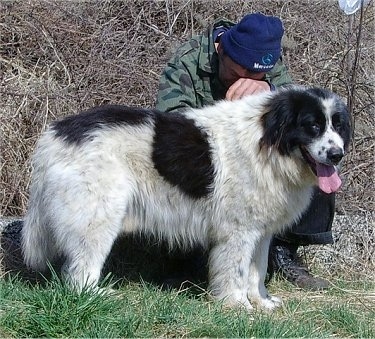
[0,274,374,338]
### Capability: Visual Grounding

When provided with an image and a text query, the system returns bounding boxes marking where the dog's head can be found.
[260,86,351,193]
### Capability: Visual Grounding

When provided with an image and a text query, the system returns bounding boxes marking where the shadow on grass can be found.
[0,220,209,296]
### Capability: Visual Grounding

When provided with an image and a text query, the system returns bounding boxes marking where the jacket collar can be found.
[197,18,234,74]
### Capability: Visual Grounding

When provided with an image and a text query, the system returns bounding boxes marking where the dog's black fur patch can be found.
[152,111,214,199]
[52,105,153,144]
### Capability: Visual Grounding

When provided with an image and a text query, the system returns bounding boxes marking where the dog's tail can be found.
[22,206,55,272]
[21,171,56,272]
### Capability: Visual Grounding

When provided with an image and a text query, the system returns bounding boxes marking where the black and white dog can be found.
[22,86,351,311]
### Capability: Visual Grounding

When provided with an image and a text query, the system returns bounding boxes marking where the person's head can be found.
[217,13,284,88]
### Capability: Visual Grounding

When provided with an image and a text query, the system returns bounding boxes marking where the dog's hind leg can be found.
[59,213,124,292]
[54,185,130,292]
[247,234,282,310]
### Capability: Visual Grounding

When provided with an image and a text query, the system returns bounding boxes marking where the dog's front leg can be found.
[208,232,257,311]
[247,234,282,310]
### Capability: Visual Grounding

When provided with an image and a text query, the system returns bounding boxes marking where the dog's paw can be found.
[222,298,256,314]
[256,295,282,311]
[211,289,255,312]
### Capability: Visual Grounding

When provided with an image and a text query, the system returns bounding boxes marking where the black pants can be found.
[275,187,335,246]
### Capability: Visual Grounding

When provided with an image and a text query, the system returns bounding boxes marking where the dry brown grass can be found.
[1,1,374,215]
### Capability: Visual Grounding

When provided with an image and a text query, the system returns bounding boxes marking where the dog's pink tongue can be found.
[316,163,342,194]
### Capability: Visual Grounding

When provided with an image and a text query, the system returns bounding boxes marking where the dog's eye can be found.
[332,113,345,132]
[310,123,320,136]
[333,119,342,132]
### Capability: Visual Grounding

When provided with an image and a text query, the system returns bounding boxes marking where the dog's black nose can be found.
[327,148,344,165]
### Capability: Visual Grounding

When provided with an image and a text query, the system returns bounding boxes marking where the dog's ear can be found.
[331,95,352,152]
[260,89,302,155]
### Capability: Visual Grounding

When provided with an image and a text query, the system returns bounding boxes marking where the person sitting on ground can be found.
[155,12,334,290]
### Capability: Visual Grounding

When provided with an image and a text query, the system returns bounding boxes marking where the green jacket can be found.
[156,18,293,113]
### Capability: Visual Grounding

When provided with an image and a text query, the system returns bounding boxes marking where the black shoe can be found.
[269,244,329,290]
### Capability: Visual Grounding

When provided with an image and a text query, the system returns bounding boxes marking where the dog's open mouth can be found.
[300,147,342,194]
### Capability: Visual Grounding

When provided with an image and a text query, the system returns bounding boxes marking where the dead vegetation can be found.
[1,0,374,216]
[0,1,374,215]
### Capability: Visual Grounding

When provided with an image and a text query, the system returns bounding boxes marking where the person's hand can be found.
[226,78,271,101]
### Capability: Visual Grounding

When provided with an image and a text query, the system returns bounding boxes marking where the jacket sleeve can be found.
[155,58,199,113]
[266,58,293,88]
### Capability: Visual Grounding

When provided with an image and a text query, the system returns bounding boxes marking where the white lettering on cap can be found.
[253,62,274,69]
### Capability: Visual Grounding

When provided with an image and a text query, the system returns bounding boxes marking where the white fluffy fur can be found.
[22,89,343,311]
